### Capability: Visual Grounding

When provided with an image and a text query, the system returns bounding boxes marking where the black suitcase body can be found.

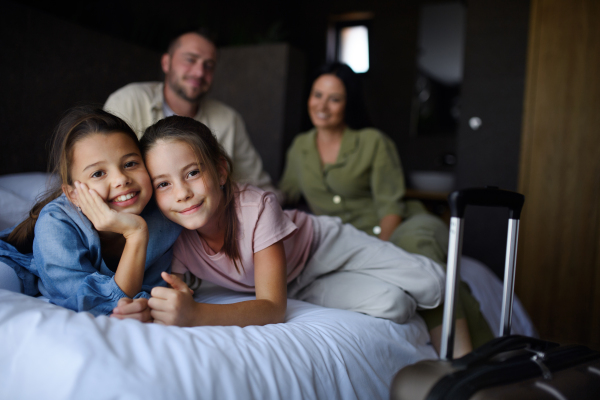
[391,188,600,400]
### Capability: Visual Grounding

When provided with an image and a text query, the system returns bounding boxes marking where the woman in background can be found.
[279,62,493,356]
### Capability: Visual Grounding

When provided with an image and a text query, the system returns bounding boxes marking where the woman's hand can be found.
[149,272,198,326]
[111,297,152,323]
[74,181,147,239]
[378,214,403,241]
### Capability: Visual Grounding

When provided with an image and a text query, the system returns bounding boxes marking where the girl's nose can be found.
[175,184,193,201]
[113,171,131,187]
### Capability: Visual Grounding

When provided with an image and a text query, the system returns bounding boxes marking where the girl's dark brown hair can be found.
[4,105,139,253]
[140,116,243,273]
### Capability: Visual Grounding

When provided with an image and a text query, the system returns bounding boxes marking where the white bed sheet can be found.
[0,284,436,400]
[0,172,538,400]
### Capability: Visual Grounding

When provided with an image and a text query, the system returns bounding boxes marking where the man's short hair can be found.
[166,28,218,55]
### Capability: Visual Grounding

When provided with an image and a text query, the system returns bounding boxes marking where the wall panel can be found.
[517,0,600,347]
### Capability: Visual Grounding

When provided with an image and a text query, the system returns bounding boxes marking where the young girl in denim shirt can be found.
[118,115,445,327]
[0,106,181,319]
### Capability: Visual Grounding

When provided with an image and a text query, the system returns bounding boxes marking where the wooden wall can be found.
[517,0,600,348]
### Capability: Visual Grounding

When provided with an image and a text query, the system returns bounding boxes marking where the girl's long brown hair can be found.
[140,116,243,273]
[4,106,139,253]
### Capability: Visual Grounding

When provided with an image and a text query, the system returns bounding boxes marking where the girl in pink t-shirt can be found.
[112,116,445,327]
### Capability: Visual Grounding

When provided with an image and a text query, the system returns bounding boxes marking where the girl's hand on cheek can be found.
[75,181,147,239]
[148,272,199,326]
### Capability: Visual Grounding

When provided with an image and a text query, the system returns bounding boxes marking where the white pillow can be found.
[0,187,31,232]
[0,172,55,202]
[0,173,56,232]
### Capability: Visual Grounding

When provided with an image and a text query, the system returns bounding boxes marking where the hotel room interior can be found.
[1,0,598,398]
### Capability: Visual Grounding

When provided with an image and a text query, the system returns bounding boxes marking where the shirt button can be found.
[373,226,382,235]
[333,195,341,204]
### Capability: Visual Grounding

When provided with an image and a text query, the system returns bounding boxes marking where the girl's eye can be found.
[156,182,169,189]
[187,169,201,178]
[124,161,138,169]
[91,171,105,178]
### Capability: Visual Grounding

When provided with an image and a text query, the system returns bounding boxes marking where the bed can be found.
[0,172,536,400]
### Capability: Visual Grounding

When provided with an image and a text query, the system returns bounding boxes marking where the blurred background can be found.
[1,0,598,350]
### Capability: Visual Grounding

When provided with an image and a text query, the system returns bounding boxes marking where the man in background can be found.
[104,30,281,200]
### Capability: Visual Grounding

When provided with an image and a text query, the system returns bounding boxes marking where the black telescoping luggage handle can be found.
[440,187,525,361]
[448,187,525,220]
[452,335,559,369]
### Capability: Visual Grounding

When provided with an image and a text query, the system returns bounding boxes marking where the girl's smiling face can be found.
[144,139,226,234]
[66,132,152,215]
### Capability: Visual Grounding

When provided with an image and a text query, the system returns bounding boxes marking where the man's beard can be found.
[167,75,205,103]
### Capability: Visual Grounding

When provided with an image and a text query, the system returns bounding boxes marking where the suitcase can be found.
[390,187,600,400]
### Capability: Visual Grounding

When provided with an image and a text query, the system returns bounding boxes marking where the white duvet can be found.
[0,172,537,400]
[0,283,436,400]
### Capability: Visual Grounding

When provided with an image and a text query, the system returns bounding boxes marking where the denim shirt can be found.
[0,194,182,316]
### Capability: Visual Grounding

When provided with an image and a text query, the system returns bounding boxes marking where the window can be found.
[339,25,370,73]
[327,13,374,74]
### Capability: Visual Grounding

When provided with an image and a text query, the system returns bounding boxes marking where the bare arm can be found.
[149,241,288,327]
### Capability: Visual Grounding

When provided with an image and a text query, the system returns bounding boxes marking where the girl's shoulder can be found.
[34,194,96,245]
[235,183,280,210]
[38,194,83,224]
[235,184,281,216]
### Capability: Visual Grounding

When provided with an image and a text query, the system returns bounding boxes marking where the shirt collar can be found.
[155,82,206,121]
[162,100,176,117]
[299,127,359,171]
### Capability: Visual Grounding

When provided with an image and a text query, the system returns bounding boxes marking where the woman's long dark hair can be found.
[4,106,139,254]
[312,62,372,130]
[141,116,243,273]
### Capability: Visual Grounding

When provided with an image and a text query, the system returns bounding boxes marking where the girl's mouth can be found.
[179,201,204,215]
[111,191,139,207]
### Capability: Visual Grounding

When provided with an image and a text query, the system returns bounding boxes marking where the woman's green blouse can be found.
[279,127,407,236]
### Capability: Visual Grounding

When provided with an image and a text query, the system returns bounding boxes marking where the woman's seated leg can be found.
[389,212,449,266]
[389,211,494,355]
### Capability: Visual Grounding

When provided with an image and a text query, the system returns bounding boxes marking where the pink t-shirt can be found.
[171,184,314,292]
